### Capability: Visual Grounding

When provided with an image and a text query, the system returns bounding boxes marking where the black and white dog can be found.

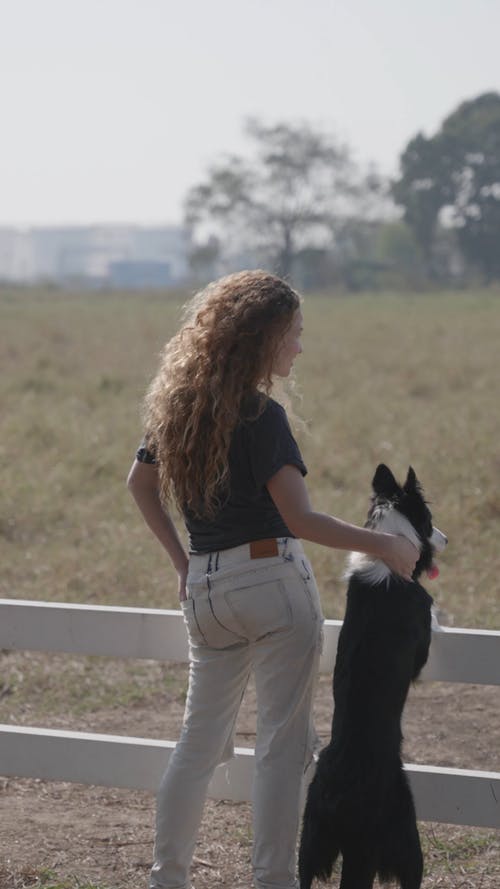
[299,464,447,889]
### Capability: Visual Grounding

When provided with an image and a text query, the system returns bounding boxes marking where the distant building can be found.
[108,260,172,289]
[0,224,192,287]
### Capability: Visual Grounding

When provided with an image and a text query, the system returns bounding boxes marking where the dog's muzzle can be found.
[431,527,448,553]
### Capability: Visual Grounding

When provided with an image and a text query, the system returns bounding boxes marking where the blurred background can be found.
[1,0,500,292]
[2,0,500,622]
[1,8,499,887]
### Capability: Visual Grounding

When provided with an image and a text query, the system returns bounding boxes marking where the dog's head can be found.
[368,464,448,580]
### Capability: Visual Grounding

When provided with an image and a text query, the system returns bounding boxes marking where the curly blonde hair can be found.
[143,270,301,518]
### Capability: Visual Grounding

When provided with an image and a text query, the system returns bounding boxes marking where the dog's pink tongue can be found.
[427,564,439,580]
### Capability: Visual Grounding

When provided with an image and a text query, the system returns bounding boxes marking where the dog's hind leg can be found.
[298,814,340,889]
[397,825,423,889]
[378,772,424,889]
[298,764,343,889]
[338,852,376,889]
[378,830,423,889]
[297,857,315,889]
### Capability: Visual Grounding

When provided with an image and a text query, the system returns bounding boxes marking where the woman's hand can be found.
[378,534,419,581]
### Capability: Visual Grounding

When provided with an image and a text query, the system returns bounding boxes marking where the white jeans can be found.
[150,537,324,889]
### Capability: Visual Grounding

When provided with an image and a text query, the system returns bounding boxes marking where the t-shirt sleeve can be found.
[135,439,157,464]
[248,400,307,489]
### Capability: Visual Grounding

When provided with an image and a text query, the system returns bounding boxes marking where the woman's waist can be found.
[187,536,305,582]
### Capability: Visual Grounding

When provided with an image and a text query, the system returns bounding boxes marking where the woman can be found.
[127,270,418,889]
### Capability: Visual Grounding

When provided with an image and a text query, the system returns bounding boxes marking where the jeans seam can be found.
[190,598,208,646]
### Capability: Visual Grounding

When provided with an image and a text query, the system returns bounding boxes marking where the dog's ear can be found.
[372,464,400,497]
[403,466,423,494]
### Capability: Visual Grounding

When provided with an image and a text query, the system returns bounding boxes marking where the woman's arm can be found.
[267,464,418,580]
[127,459,189,600]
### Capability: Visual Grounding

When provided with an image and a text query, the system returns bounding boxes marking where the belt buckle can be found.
[249,538,279,559]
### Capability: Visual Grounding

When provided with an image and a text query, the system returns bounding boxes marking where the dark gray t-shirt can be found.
[136,396,307,554]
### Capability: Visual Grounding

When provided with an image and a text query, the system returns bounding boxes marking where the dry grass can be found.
[1,286,499,889]
[1,286,499,627]
[0,783,498,889]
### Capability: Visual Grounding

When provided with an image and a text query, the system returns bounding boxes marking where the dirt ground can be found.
[1,668,499,889]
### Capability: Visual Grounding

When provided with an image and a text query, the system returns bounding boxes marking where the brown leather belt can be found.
[249,538,280,559]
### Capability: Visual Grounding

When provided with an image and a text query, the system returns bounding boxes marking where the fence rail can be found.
[1,598,499,828]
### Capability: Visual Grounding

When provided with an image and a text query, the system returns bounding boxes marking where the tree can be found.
[393,92,500,282]
[187,235,221,284]
[392,134,443,277]
[184,119,378,281]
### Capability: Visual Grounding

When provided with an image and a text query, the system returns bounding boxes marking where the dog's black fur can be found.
[299,465,446,889]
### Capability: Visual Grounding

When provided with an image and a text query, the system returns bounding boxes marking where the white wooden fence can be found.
[0,598,499,829]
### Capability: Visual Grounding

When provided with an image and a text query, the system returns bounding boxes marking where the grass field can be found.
[1,285,499,889]
[1,285,499,627]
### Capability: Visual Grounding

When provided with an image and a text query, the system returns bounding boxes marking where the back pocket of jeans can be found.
[224,580,292,642]
[183,594,247,649]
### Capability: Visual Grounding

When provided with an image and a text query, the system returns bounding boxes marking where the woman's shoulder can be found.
[238,395,291,445]
[241,392,286,422]
[261,397,288,427]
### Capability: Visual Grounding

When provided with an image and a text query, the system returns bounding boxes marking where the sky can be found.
[2,0,499,227]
